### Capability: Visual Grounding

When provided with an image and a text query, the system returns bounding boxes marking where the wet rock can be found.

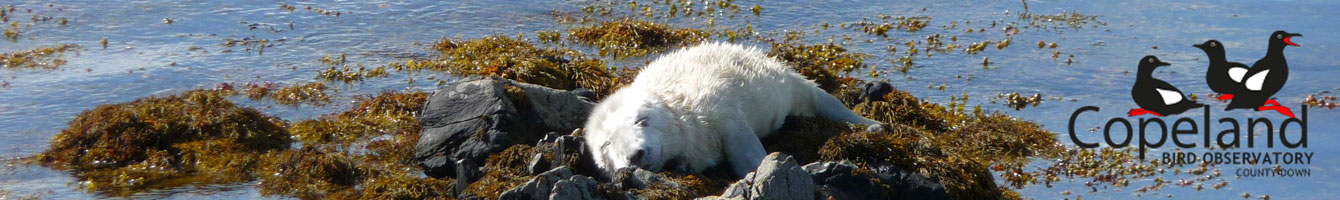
[804,161,947,200]
[717,173,754,198]
[528,154,550,175]
[536,132,563,146]
[868,162,948,200]
[570,88,597,101]
[612,167,678,190]
[501,166,575,200]
[501,166,612,200]
[456,159,471,196]
[414,76,596,179]
[862,81,894,102]
[694,196,746,200]
[550,175,603,200]
[709,153,814,200]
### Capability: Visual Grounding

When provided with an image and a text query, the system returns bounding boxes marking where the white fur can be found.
[583,43,880,177]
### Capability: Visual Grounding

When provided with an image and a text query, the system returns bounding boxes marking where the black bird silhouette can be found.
[1224,31,1300,118]
[1194,40,1250,102]
[1130,56,1205,117]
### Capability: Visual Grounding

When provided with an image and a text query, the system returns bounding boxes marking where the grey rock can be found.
[455,159,471,196]
[611,167,678,190]
[570,88,596,101]
[536,132,563,147]
[862,81,894,102]
[528,153,551,175]
[869,162,948,200]
[414,77,596,178]
[716,153,814,200]
[501,166,612,200]
[804,161,947,200]
[718,173,752,198]
[500,167,575,200]
[694,196,745,200]
[549,175,603,200]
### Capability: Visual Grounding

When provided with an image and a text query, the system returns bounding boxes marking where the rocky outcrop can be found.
[805,161,948,200]
[500,166,630,200]
[611,167,679,190]
[705,153,814,200]
[414,77,596,179]
[550,175,603,200]
[862,81,894,102]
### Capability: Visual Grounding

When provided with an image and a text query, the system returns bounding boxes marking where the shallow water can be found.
[2,0,1337,199]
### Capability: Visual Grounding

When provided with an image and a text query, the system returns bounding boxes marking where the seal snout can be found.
[629,149,646,165]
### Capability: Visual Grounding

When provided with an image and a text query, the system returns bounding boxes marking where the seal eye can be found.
[634,116,649,127]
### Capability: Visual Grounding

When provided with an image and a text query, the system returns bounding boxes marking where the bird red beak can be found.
[1284,34,1302,47]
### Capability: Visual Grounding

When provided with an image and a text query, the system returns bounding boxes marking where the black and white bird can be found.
[1193,40,1249,101]
[1224,31,1301,118]
[1130,56,1204,117]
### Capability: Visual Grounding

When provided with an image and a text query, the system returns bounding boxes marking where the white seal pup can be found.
[582,42,882,177]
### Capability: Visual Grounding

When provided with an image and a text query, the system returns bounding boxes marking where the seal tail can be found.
[810,86,881,125]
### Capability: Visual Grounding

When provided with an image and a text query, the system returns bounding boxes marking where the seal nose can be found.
[629,149,646,166]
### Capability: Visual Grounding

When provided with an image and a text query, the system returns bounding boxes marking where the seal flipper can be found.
[810,85,883,128]
[722,116,767,177]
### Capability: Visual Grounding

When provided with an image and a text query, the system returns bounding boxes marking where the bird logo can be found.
[1216,31,1301,118]
[1193,40,1250,102]
[1129,56,1206,117]
[1129,31,1301,118]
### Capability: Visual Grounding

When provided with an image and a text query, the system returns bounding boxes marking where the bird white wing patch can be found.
[1245,69,1270,91]
[1227,67,1248,83]
[1156,88,1183,105]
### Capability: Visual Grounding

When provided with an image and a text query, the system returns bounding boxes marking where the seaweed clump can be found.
[568,19,708,58]
[234,82,331,106]
[34,90,291,196]
[288,91,427,146]
[766,40,868,93]
[425,36,635,99]
[465,145,538,198]
[258,91,455,199]
[807,81,1063,199]
[256,147,454,199]
[630,170,735,199]
[1018,11,1103,29]
[315,53,390,84]
[756,40,1061,199]
[1,44,79,69]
